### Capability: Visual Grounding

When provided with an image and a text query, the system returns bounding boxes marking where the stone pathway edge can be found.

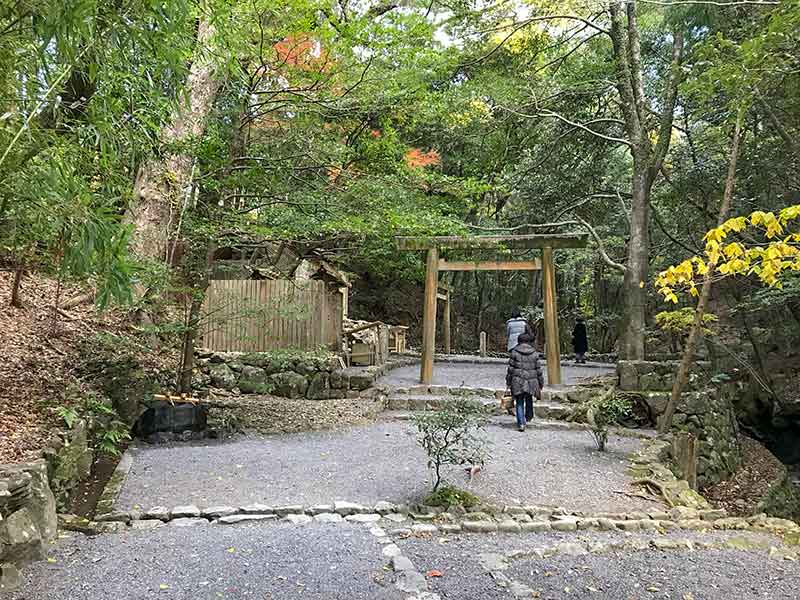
[60,500,800,540]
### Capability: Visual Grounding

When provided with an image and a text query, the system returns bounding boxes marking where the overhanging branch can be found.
[575,215,627,273]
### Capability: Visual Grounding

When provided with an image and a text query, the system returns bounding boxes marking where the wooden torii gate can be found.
[396,233,588,385]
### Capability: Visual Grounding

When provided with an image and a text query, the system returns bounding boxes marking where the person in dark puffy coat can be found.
[506,332,544,432]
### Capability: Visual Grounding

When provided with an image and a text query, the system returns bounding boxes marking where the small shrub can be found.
[96,420,131,456]
[55,406,80,429]
[586,389,633,451]
[424,485,480,509]
[412,399,490,491]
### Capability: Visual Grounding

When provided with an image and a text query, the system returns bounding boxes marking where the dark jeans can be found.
[514,393,534,427]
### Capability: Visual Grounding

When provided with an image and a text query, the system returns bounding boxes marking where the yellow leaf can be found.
[47,557,58,563]
[159,584,170,590]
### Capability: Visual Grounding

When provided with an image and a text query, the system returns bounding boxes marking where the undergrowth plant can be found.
[56,388,131,457]
[586,389,633,451]
[412,399,490,492]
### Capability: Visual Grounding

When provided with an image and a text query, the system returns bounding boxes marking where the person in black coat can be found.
[505,332,544,432]
[572,316,588,364]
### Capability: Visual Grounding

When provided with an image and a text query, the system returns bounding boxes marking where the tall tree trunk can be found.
[10,266,24,308]
[609,0,683,359]
[177,292,204,394]
[125,15,221,263]
[659,114,744,433]
[620,166,653,359]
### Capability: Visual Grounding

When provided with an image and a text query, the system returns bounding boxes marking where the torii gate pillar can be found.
[541,246,561,386]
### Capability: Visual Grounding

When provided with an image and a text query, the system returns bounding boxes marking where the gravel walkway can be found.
[10,522,400,600]
[378,362,614,390]
[399,530,800,599]
[116,419,652,513]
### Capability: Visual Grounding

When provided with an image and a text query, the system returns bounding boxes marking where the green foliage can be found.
[424,485,480,509]
[55,406,80,430]
[656,309,718,335]
[586,390,633,452]
[95,420,132,457]
[0,0,195,305]
[412,399,490,492]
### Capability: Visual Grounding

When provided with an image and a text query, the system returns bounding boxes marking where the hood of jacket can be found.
[513,343,536,355]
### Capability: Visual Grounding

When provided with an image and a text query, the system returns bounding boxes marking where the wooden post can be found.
[420,247,439,383]
[672,432,698,490]
[479,331,487,357]
[443,290,451,355]
[542,247,562,385]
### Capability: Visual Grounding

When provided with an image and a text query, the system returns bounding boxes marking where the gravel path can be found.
[116,419,652,513]
[378,362,614,390]
[10,522,400,600]
[399,530,800,600]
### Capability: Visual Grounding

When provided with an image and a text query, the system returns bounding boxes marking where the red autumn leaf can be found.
[426,569,444,578]
[405,148,441,168]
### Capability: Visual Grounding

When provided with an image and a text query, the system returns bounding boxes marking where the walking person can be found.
[506,309,531,351]
[572,316,588,364]
[506,332,544,432]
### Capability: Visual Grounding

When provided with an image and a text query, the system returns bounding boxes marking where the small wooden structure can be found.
[343,320,389,366]
[389,325,409,353]
[396,233,588,385]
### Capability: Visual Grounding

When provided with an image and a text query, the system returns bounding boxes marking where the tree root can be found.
[632,478,676,507]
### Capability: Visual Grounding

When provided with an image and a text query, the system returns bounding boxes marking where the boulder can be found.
[330,369,349,390]
[344,368,374,391]
[267,372,308,398]
[20,462,57,542]
[209,363,237,390]
[306,373,331,400]
[240,353,269,368]
[644,392,669,416]
[617,361,639,391]
[0,508,44,564]
[238,365,270,394]
[639,372,665,391]
[293,359,318,376]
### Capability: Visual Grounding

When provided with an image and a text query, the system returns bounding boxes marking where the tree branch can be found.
[650,30,685,176]
[574,215,627,273]
[498,106,631,146]
[608,1,643,144]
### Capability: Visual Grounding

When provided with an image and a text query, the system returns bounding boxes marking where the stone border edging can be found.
[61,499,800,540]
[94,452,133,516]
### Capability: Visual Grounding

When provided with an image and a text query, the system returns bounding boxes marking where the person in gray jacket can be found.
[506,309,531,351]
[505,332,544,432]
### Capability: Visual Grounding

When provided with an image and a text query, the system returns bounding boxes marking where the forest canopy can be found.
[1,0,798,369]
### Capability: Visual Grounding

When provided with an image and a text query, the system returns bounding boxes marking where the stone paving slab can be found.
[115,419,653,514]
[398,530,800,600]
[9,522,401,600]
[378,362,614,391]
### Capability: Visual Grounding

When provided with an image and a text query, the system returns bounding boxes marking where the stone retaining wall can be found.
[40,419,93,509]
[206,393,387,434]
[195,350,408,400]
[618,368,742,488]
[617,360,712,392]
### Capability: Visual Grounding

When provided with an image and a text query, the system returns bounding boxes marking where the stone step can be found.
[386,397,572,420]
[387,396,497,412]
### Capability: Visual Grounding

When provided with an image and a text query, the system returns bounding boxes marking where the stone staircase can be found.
[385,385,582,422]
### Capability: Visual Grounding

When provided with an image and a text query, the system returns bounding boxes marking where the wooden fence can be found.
[201,279,342,352]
